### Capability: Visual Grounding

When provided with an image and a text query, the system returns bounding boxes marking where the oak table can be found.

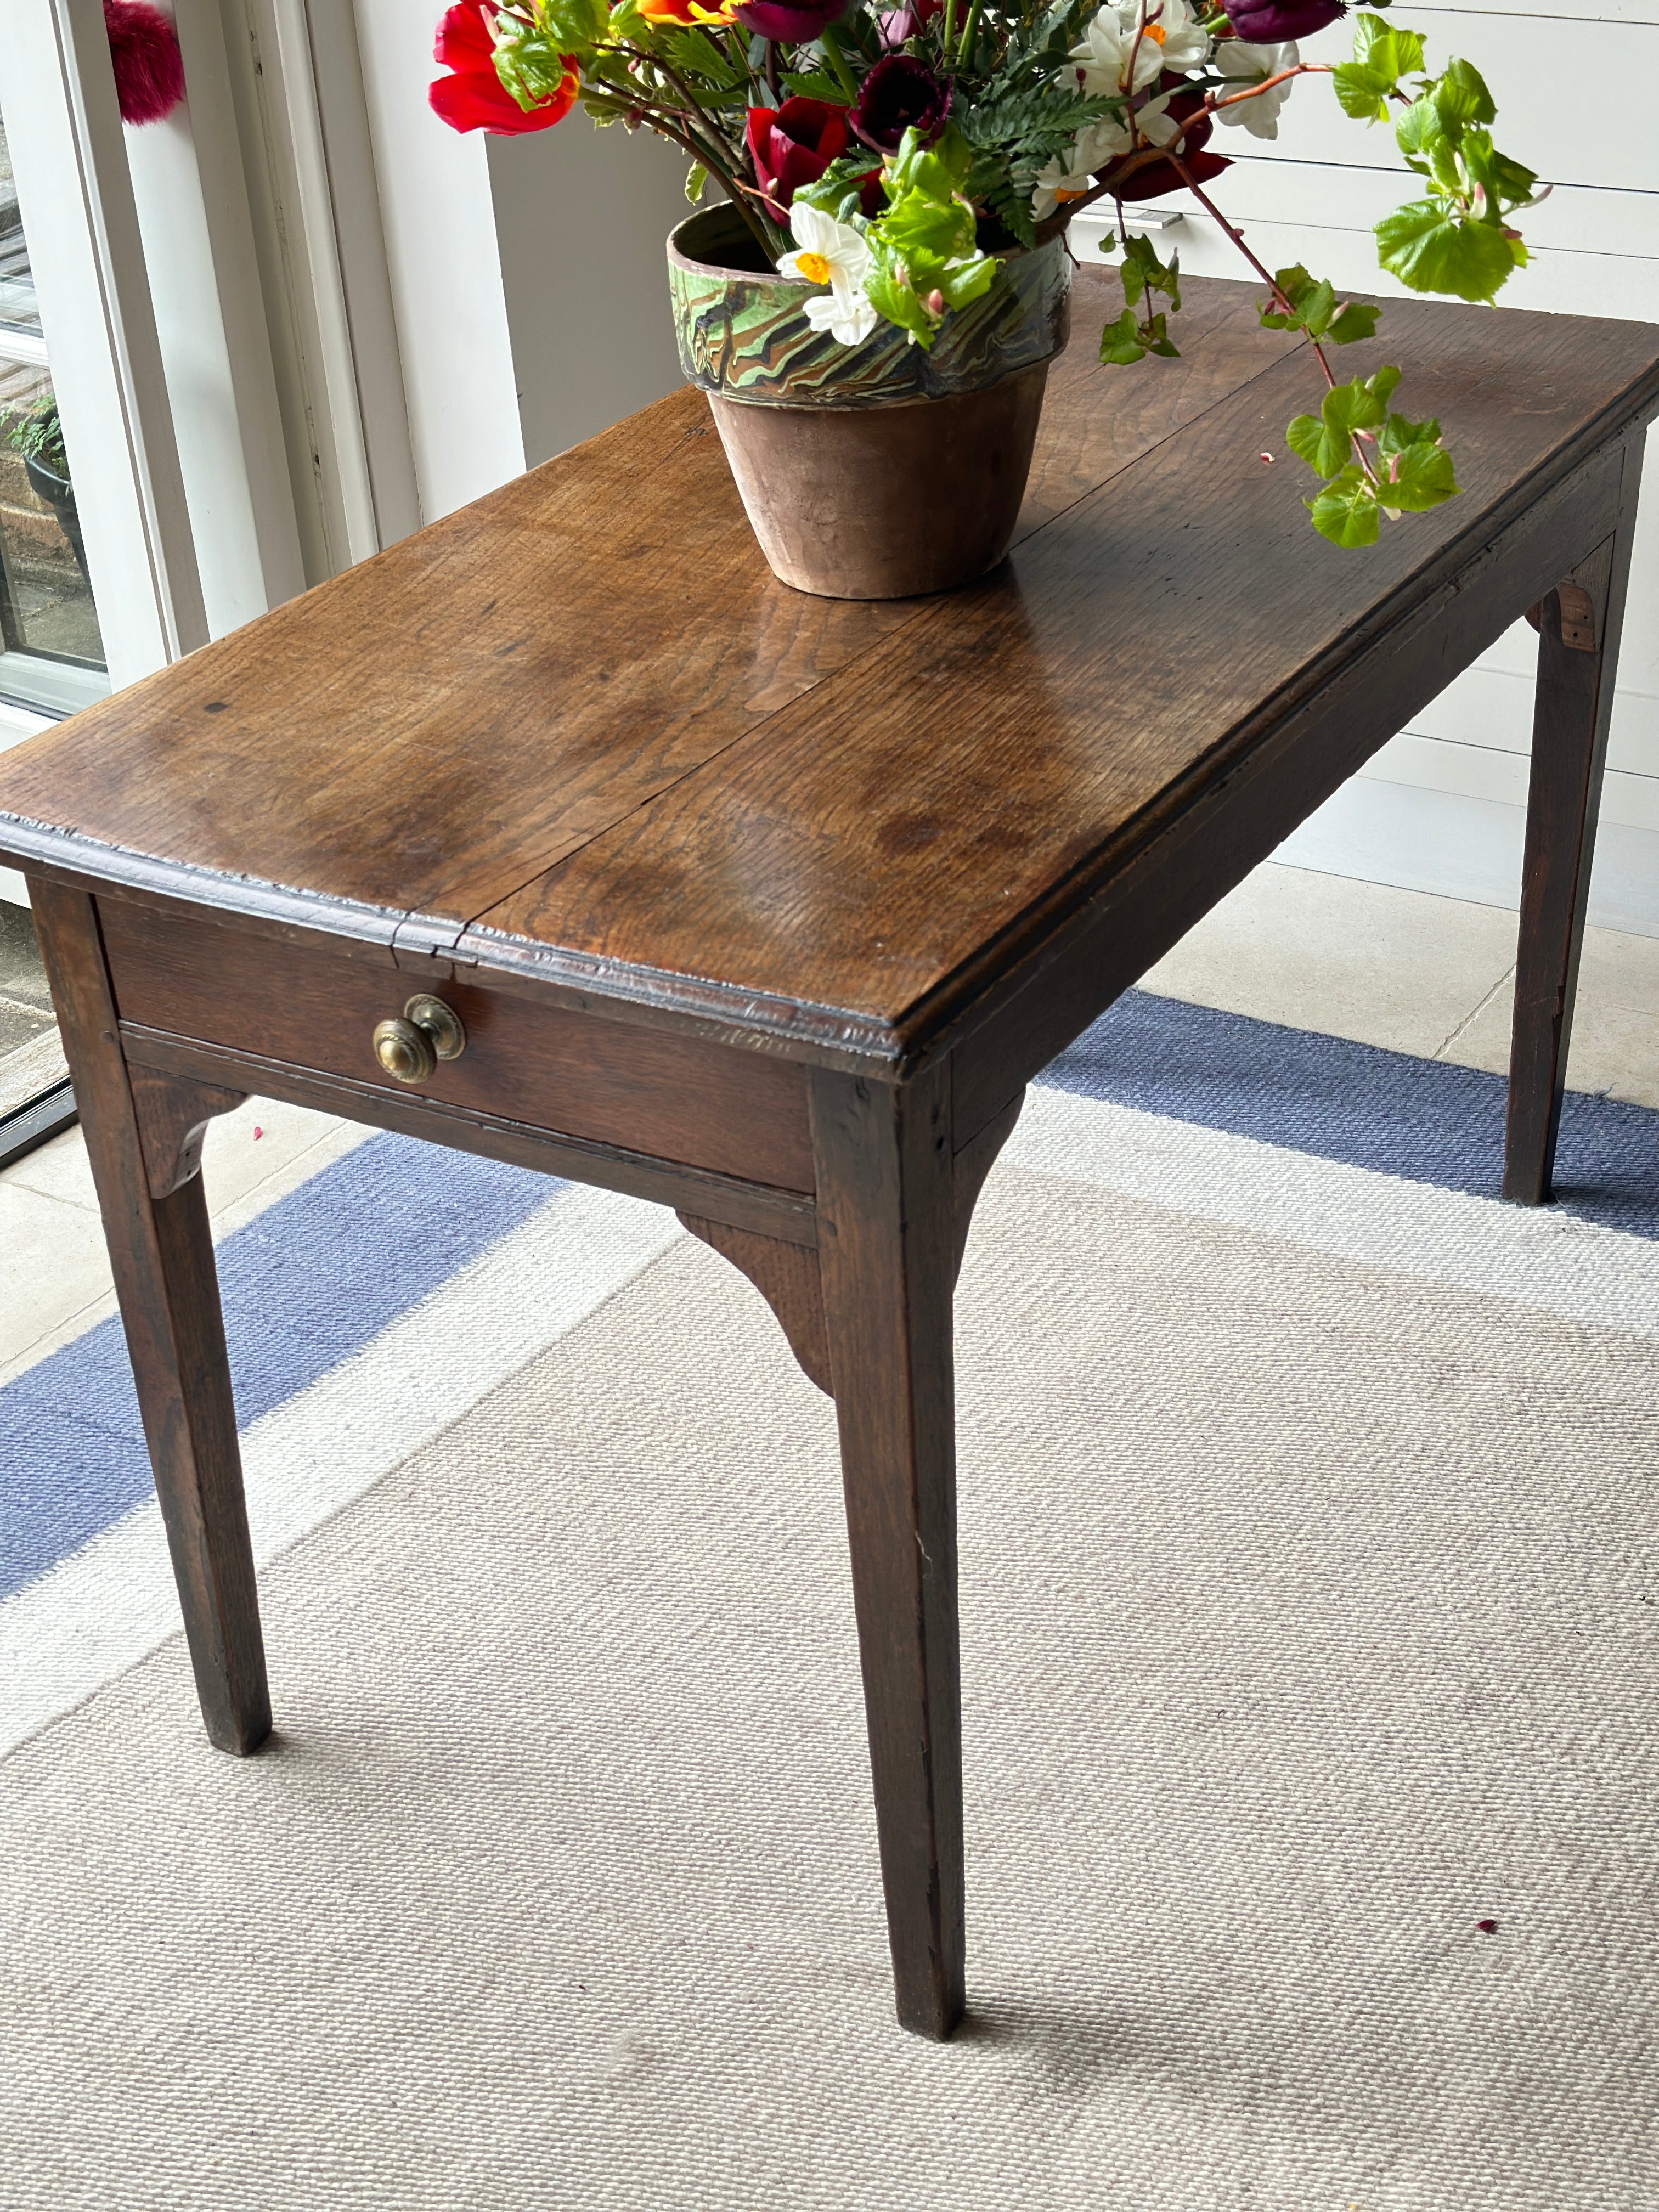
[2,272,1654,2041]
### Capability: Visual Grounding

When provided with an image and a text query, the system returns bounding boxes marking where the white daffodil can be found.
[1212,37,1299,138]
[1030,115,1132,218]
[1070,0,1211,99]
[777,201,878,348]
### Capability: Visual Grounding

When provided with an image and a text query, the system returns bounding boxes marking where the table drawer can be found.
[99,898,815,1193]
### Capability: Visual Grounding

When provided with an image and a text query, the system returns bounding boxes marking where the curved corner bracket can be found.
[677,1084,1025,1398]
[678,1211,833,1396]
[952,1088,1025,1283]
[129,1064,249,1199]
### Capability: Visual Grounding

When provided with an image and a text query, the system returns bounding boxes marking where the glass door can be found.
[0,106,109,720]
[0,94,106,1165]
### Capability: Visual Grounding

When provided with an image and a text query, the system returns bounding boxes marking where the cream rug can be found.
[4,1094,1659,2208]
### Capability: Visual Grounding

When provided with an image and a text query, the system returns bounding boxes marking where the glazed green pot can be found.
[667,203,1071,600]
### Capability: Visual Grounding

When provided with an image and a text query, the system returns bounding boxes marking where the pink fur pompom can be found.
[103,0,185,126]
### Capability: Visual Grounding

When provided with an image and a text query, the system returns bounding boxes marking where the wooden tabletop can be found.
[3,271,1656,1072]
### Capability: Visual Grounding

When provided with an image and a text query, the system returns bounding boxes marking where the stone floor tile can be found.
[1137,861,1520,1058]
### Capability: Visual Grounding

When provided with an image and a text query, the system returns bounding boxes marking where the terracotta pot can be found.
[667,204,1070,601]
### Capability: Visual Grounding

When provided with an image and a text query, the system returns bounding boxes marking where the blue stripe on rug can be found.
[6,988,1657,1609]
[1039,990,1659,1244]
[0,1136,555,1604]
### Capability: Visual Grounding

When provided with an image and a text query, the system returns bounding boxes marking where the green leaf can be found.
[1142,312,1180,359]
[859,125,997,351]
[1378,437,1459,512]
[1374,411,1460,511]
[864,262,937,346]
[1393,95,1446,167]
[1121,232,1180,313]
[1308,467,1379,545]
[1374,198,1519,301]
[1099,306,1148,365]
[1286,366,1402,477]
[1261,268,1379,346]
[1352,11,1423,72]
[1433,56,1495,128]
[1328,300,1381,344]
[496,0,606,86]
[1285,411,1331,473]
[1308,465,1381,548]
[793,154,881,225]
[1334,14,1426,120]
[1460,128,1539,213]
[1376,407,1440,454]
[684,162,707,206]
[781,68,850,104]
[1332,63,1393,122]
[1259,264,1336,338]
[938,252,998,311]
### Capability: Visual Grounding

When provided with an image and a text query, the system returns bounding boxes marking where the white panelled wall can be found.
[1072,0,1659,928]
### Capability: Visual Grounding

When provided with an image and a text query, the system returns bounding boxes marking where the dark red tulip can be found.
[430,0,576,134]
[1099,89,1230,201]
[735,0,855,41]
[1223,0,1346,41]
[849,54,951,151]
[746,97,852,217]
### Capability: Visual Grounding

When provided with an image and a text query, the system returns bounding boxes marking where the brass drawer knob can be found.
[372,994,466,1085]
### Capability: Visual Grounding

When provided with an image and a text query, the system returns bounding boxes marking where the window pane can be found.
[0,122,41,342]
[0,108,108,716]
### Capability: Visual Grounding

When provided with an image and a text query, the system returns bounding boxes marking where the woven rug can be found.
[3,992,1658,2208]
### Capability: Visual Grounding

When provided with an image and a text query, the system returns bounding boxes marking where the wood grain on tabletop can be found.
[0,272,1289,932]
[473,303,1659,1031]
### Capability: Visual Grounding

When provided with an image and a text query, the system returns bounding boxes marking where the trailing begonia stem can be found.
[1164,150,1384,488]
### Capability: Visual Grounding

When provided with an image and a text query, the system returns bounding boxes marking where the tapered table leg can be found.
[1505,459,1644,1206]
[811,1062,964,2040]
[30,881,270,1754]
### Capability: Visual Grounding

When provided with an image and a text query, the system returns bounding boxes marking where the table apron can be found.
[119,1024,821,1248]
[949,430,1635,1139]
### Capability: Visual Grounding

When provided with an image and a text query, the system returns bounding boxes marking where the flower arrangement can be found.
[430,0,1542,546]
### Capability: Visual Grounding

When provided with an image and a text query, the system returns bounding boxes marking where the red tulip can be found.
[746,98,851,218]
[1102,88,1230,201]
[429,0,577,135]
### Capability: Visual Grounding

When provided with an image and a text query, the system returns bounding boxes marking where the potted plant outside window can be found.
[430,0,1544,599]
[2,396,91,592]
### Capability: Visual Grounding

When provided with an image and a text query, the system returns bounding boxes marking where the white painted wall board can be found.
[1192,157,1657,262]
[305,0,420,549]
[1239,15,1659,192]
[486,121,689,469]
[352,0,523,521]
